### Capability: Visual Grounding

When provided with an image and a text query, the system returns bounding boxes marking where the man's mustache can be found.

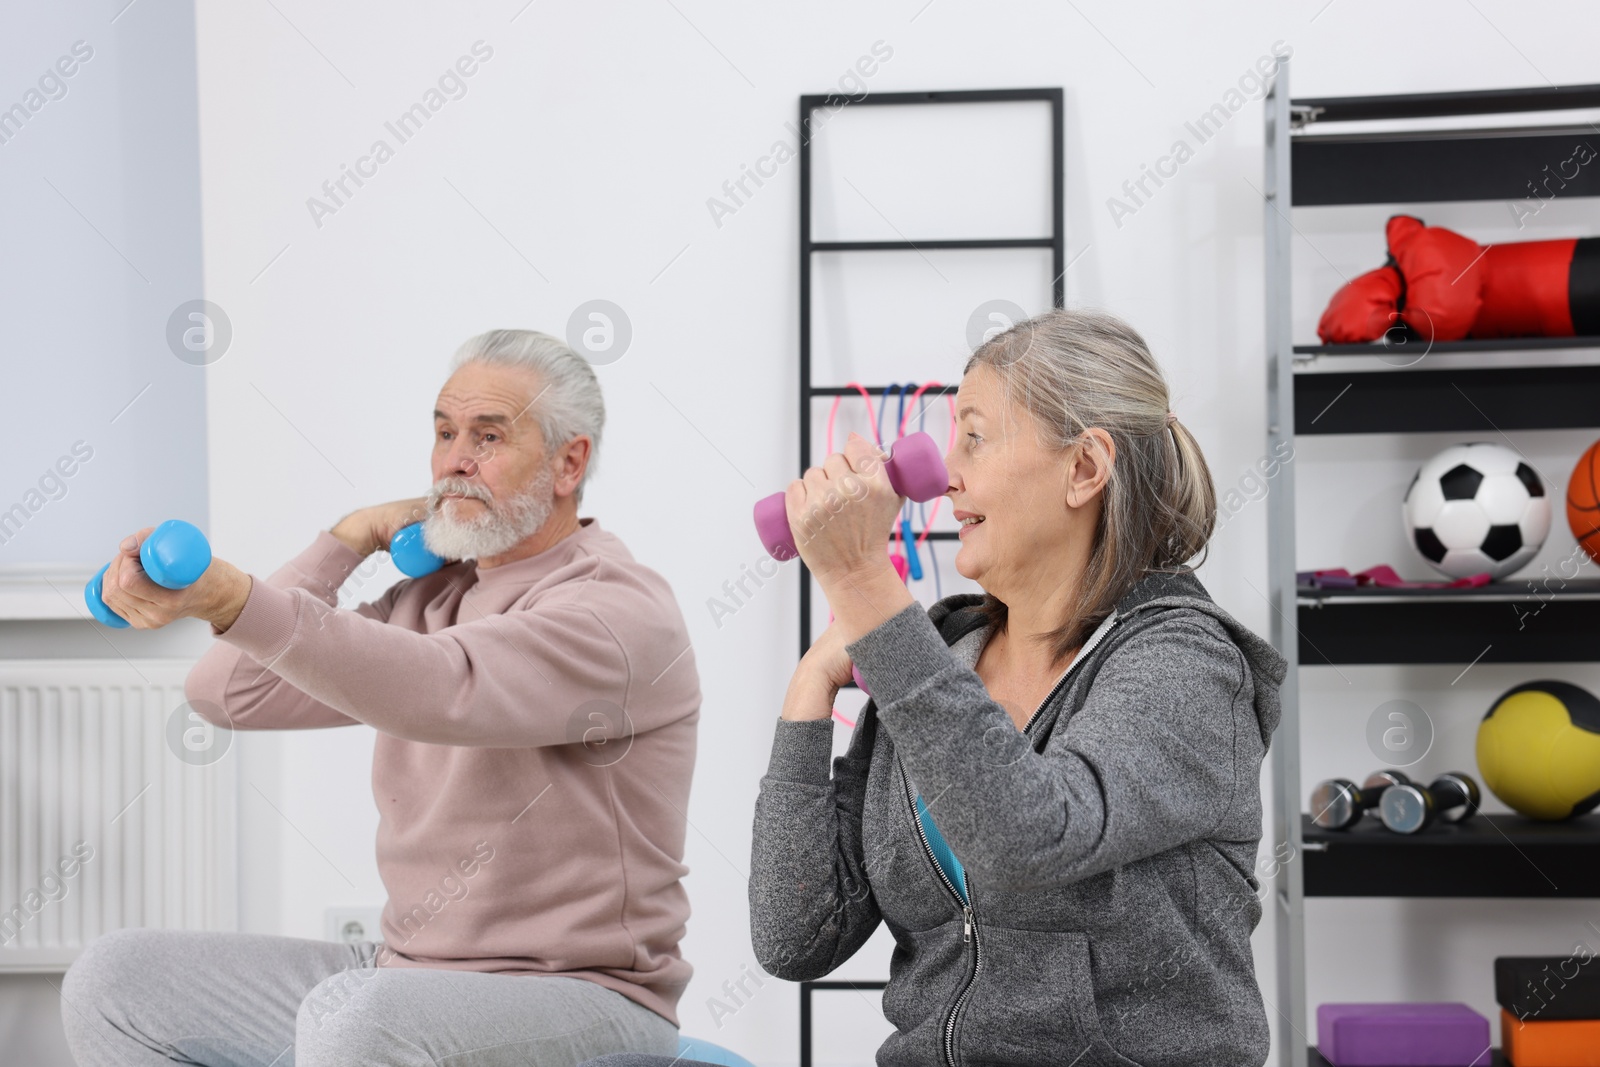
[428,480,495,510]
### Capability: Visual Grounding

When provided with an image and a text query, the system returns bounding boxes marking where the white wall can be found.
[1,2,210,1062]
[0,0,212,669]
[178,2,1600,1065]
[0,1,208,570]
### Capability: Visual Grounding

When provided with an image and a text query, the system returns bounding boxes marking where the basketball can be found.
[1566,438,1600,564]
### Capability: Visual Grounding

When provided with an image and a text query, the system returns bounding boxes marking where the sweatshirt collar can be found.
[464,516,601,589]
[930,569,1209,638]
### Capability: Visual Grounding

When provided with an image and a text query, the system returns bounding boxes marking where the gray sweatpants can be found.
[59,928,679,1066]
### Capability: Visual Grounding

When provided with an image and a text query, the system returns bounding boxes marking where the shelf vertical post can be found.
[1264,59,1309,1067]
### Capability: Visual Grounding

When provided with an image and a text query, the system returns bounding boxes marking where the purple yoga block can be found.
[1317,1003,1491,1067]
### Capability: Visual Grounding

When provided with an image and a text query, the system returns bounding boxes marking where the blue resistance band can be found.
[895,383,923,580]
[916,389,940,599]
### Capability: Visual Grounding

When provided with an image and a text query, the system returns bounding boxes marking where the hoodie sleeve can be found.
[749,714,884,981]
[847,602,1257,892]
[184,532,402,731]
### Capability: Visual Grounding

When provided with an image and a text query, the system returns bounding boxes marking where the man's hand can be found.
[100,528,253,632]
[330,497,432,558]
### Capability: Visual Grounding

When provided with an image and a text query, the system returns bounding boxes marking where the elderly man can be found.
[60,330,700,1067]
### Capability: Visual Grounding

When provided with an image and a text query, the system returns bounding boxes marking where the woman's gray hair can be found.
[448,329,605,504]
[966,307,1216,664]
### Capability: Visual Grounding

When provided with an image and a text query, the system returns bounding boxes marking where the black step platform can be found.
[1496,955,1600,1020]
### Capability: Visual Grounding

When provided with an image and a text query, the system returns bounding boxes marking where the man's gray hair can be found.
[448,330,605,503]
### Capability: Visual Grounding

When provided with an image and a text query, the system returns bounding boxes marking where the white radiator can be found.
[0,659,236,971]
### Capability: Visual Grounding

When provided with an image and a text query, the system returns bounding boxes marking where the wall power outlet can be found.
[324,905,385,944]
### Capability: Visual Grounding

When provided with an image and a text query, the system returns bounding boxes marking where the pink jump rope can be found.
[750,383,956,725]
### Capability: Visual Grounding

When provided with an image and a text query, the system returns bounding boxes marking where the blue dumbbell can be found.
[389,522,445,577]
[85,519,212,629]
[86,520,445,629]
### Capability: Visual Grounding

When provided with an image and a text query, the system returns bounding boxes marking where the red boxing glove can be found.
[1316,264,1403,344]
[1475,238,1581,337]
[1386,214,1486,342]
[1317,215,1600,344]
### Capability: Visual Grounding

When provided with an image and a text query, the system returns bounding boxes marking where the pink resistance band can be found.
[823,383,957,728]
[823,382,957,555]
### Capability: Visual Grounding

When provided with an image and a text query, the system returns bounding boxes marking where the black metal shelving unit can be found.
[793,86,1064,1067]
[1264,69,1600,1067]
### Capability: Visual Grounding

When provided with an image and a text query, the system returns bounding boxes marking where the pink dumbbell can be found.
[752,431,949,562]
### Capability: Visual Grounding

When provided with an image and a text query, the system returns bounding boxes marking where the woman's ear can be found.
[1064,428,1115,509]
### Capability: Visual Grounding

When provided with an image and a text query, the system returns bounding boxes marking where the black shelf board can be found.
[1296,336,1600,357]
[1300,579,1600,599]
[1298,584,1600,664]
[1291,126,1600,205]
[808,238,1053,252]
[1309,1047,1507,1067]
[1294,362,1600,434]
[1303,814,1600,898]
[1294,82,1600,124]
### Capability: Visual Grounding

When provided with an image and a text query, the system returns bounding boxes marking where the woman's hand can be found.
[100,528,252,632]
[330,497,432,557]
[786,433,918,645]
[785,433,902,586]
[781,622,854,721]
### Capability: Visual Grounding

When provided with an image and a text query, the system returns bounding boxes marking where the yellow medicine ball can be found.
[1477,680,1600,820]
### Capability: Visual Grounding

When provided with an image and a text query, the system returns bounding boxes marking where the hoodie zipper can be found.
[1019,610,1120,738]
[910,609,1121,1067]
[899,758,975,1067]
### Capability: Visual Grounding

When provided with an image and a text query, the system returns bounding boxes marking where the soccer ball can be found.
[1403,442,1550,580]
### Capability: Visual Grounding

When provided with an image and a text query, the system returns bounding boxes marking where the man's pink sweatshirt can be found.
[184,518,700,1024]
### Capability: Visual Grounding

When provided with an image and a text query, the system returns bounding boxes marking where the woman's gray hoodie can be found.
[750,568,1288,1067]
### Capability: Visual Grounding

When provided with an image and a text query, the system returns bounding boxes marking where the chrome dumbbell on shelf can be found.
[1378,772,1481,835]
[1309,770,1413,830]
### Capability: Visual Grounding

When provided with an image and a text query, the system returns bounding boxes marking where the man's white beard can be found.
[420,465,556,562]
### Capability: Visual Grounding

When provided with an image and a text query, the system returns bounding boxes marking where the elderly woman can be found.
[589,308,1286,1067]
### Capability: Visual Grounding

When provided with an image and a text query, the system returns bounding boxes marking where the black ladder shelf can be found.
[793,86,1064,1067]
[796,87,1065,660]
